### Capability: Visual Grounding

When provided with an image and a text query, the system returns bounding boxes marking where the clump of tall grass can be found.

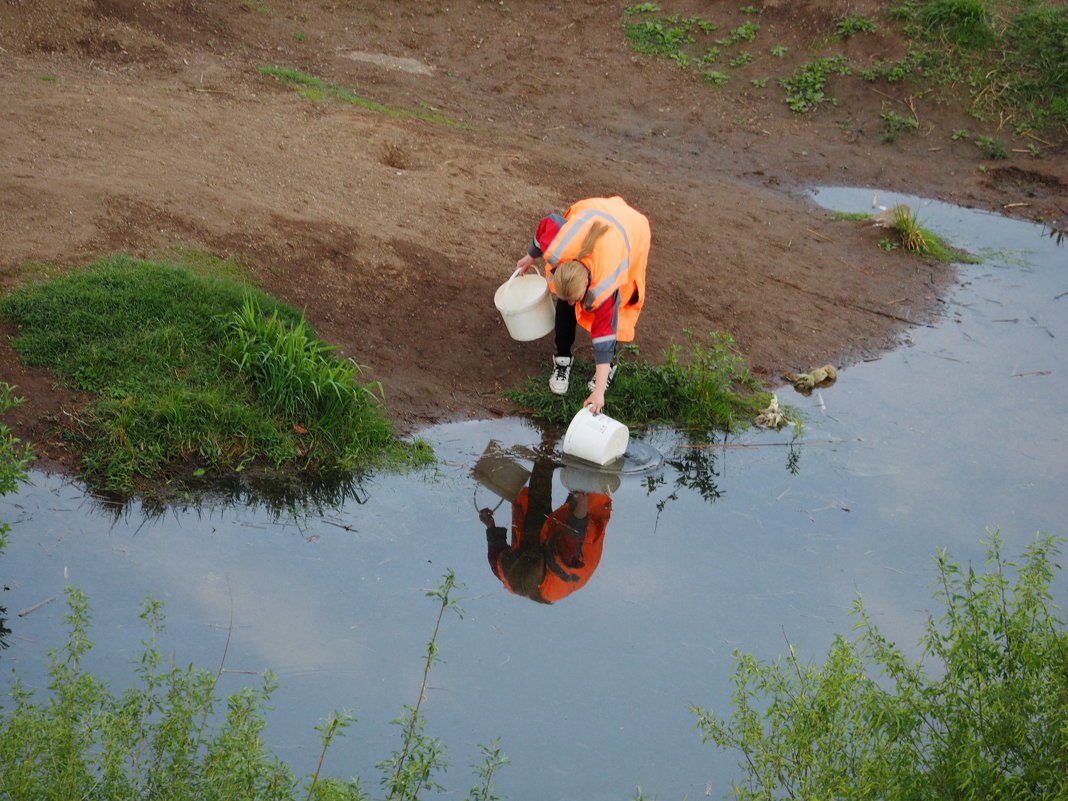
[223,297,393,456]
[889,206,981,262]
[0,573,507,801]
[0,254,428,495]
[505,331,771,430]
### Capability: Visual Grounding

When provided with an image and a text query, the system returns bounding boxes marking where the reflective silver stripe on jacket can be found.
[545,209,633,308]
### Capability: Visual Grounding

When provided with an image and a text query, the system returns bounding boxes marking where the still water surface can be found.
[2,188,1065,800]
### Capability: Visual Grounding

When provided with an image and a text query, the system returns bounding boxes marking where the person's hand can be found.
[479,508,496,527]
[583,390,606,415]
[515,254,535,274]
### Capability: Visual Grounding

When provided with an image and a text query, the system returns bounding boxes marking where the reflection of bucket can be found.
[494,270,554,341]
[472,442,531,502]
[561,464,621,494]
[562,406,630,466]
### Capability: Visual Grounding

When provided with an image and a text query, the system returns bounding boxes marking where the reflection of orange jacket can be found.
[543,197,651,343]
[489,488,612,603]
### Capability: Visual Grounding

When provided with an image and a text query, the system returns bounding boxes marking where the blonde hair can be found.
[553,221,610,303]
[553,261,588,302]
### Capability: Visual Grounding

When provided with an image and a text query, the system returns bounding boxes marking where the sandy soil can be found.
[1,0,1065,473]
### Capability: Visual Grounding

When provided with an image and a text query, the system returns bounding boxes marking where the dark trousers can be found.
[555,299,577,359]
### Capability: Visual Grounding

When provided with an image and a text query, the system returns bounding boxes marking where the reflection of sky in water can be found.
[2,189,1065,801]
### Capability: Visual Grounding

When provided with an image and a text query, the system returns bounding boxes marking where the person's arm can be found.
[583,293,619,413]
[516,214,566,272]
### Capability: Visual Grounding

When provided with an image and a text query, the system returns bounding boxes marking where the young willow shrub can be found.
[692,531,1068,801]
[0,572,503,801]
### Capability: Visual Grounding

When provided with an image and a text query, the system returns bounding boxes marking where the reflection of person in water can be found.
[479,455,612,604]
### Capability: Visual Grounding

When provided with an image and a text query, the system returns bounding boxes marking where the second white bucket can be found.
[494,269,555,341]
[562,406,630,466]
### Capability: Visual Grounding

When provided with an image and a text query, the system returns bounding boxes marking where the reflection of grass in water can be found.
[260,65,467,128]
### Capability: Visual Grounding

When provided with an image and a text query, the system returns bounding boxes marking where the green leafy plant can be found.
[621,14,695,58]
[693,531,1068,801]
[780,55,851,113]
[0,383,33,498]
[880,109,919,141]
[975,134,1009,159]
[504,331,769,430]
[837,15,877,37]
[702,70,730,86]
[0,572,497,801]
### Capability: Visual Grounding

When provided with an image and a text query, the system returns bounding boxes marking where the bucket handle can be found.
[502,267,521,301]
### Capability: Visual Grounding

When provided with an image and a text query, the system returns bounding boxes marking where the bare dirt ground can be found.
[1,0,1066,473]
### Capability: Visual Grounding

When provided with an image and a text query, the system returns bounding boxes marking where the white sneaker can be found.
[549,356,572,395]
[588,363,618,392]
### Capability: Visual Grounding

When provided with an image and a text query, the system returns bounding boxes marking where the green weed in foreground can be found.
[504,331,771,430]
[0,254,428,494]
[694,530,1068,801]
[0,383,33,499]
[0,572,507,801]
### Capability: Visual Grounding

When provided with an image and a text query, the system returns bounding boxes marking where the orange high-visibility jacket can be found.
[543,196,651,343]
[492,489,612,603]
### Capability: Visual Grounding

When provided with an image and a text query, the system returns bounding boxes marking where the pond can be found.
[2,188,1065,801]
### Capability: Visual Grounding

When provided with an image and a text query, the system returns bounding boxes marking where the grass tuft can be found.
[260,65,467,128]
[504,332,771,432]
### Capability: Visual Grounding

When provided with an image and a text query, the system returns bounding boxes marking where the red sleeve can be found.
[528,215,563,258]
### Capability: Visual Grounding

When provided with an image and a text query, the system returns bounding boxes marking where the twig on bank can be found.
[1022,130,1053,146]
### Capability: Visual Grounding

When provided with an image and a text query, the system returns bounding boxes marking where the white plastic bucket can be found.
[494,269,554,341]
[562,406,630,466]
[561,463,621,495]
[472,442,531,502]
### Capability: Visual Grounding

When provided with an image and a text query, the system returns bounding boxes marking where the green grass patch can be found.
[832,210,982,262]
[0,254,429,495]
[504,332,772,432]
[260,65,466,128]
[620,2,1068,129]
[887,206,983,261]
[780,55,852,113]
